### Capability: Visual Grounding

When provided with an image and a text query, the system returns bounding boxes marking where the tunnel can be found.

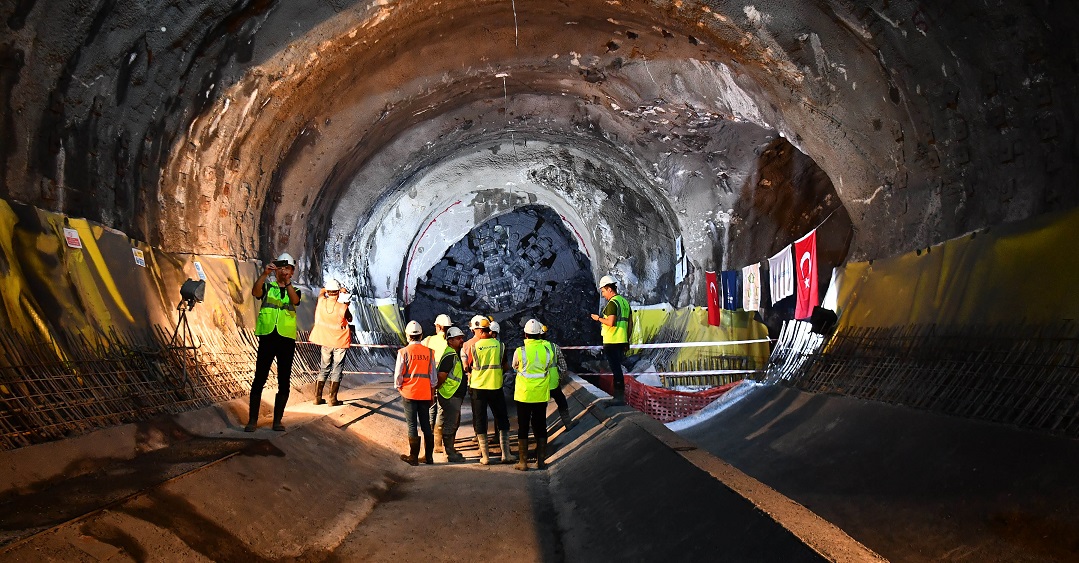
[1,1,1078,561]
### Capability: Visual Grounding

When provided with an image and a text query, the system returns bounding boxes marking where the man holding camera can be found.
[310,279,352,406]
[245,253,302,432]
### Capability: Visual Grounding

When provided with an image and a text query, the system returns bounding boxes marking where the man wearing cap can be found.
[463,315,514,464]
[512,319,554,470]
[395,321,437,466]
[590,275,633,406]
[310,279,352,406]
[434,326,468,463]
[423,313,453,452]
[246,253,302,432]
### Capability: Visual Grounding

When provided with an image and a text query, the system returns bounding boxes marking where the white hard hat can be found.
[445,326,465,338]
[489,321,500,334]
[470,315,491,329]
[524,319,544,335]
[405,320,423,336]
[276,253,295,267]
[434,314,452,327]
[325,279,341,291]
[598,275,617,289]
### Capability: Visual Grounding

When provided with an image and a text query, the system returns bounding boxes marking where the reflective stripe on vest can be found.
[600,294,631,344]
[471,338,503,390]
[438,347,464,399]
[256,283,298,339]
[399,343,433,401]
[515,339,552,403]
[309,297,350,349]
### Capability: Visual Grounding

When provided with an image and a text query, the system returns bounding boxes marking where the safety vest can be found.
[309,296,351,349]
[548,345,562,391]
[255,283,298,339]
[514,339,552,403]
[398,342,434,401]
[600,294,631,344]
[470,338,504,390]
[423,333,448,361]
[438,347,464,399]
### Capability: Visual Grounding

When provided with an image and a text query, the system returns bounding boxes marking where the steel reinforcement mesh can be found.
[768,321,1079,437]
[0,328,396,451]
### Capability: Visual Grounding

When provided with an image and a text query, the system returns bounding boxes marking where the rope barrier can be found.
[560,338,773,351]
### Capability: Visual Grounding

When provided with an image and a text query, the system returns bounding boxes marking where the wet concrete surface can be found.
[677,384,1079,562]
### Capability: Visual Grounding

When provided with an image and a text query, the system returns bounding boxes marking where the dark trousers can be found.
[516,401,548,443]
[551,386,568,410]
[249,330,295,423]
[470,388,510,435]
[403,398,433,438]
[603,343,629,389]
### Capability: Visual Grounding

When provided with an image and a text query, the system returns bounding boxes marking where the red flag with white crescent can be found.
[794,230,818,319]
[705,270,721,326]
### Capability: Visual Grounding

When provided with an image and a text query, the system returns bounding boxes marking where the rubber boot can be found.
[328,381,343,406]
[536,435,548,469]
[559,408,575,430]
[314,380,326,405]
[422,432,435,465]
[611,385,626,406]
[500,430,515,464]
[477,434,491,465]
[244,395,260,432]
[514,438,529,471]
[400,436,420,466]
[271,396,287,431]
[444,435,465,462]
[433,425,444,453]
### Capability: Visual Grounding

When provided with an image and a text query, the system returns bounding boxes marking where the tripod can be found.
[169,298,201,351]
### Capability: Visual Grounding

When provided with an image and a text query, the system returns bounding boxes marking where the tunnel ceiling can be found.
[2,1,1077,301]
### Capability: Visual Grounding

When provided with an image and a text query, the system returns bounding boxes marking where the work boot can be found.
[536,435,548,469]
[245,394,261,432]
[272,394,288,430]
[610,385,626,406]
[400,436,420,466]
[433,425,444,453]
[559,408,576,430]
[314,380,326,405]
[514,438,529,471]
[500,430,515,464]
[477,434,491,465]
[328,381,343,406]
[422,432,435,465]
[444,435,465,462]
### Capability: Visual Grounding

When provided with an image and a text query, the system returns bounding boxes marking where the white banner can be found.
[768,245,794,305]
[742,262,762,312]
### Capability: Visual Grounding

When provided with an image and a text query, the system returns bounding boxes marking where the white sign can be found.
[193,260,206,281]
[63,228,82,249]
[132,248,146,267]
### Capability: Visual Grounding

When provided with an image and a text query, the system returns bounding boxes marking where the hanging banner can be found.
[768,245,793,305]
[794,229,818,319]
[63,228,83,249]
[742,262,762,312]
[705,270,721,326]
[721,271,742,310]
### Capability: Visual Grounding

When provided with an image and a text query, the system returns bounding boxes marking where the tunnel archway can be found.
[406,204,601,354]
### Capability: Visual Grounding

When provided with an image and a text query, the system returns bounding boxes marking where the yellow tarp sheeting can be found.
[831,205,1079,329]
[629,304,770,369]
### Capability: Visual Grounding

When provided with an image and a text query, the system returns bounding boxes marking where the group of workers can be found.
[242,253,634,473]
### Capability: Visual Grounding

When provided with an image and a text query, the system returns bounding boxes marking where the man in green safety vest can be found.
[434,326,468,463]
[511,319,555,470]
[590,275,633,406]
[245,253,302,432]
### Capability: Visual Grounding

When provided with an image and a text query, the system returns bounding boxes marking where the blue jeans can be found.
[403,398,433,438]
[317,346,347,382]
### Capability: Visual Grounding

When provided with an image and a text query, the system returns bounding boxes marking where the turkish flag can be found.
[705,270,721,326]
[794,230,818,320]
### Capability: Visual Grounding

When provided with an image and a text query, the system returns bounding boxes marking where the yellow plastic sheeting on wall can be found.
[630,305,672,347]
[832,205,1079,329]
[627,303,769,368]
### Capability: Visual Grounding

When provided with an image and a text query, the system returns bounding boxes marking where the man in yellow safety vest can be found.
[246,253,302,432]
[463,315,514,465]
[590,275,633,406]
[511,319,554,470]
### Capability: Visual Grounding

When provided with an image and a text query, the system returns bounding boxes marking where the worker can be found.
[463,315,514,465]
[423,313,453,452]
[245,253,302,432]
[309,279,352,406]
[511,319,554,470]
[434,326,468,463]
[395,320,437,466]
[542,324,576,430]
[590,275,633,406]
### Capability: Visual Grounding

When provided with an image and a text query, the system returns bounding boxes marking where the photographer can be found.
[245,253,302,432]
[310,279,352,406]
